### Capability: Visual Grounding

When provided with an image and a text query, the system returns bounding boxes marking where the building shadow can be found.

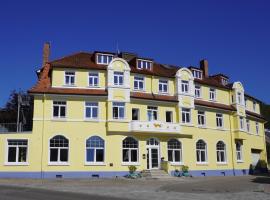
[251,175,270,184]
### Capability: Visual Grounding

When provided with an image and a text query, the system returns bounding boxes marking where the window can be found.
[237,92,243,105]
[221,78,228,85]
[256,122,259,135]
[53,101,66,118]
[209,88,216,101]
[253,101,256,112]
[65,71,75,86]
[166,111,173,123]
[137,59,152,70]
[168,139,182,163]
[182,108,191,124]
[113,102,125,119]
[86,136,104,163]
[236,142,243,162]
[246,119,250,132]
[97,54,113,65]
[7,140,28,164]
[181,80,189,93]
[192,70,202,79]
[134,76,144,90]
[85,102,98,119]
[147,106,158,121]
[122,137,138,163]
[239,117,245,130]
[216,141,226,163]
[132,108,139,121]
[196,140,207,163]
[88,73,99,87]
[159,80,168,93]
[195,85,201,98]
[49,135,69,163]
[216,113,223,128]
[114,72,124,86]
[198,111,205,126]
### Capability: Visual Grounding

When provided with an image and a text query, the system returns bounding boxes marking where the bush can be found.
[182,165,189,173]
[128,165,137,174]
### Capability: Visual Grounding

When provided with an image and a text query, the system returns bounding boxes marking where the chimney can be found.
[200,59,209,78]
[42,42,50,66]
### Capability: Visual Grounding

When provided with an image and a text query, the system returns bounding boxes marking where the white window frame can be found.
[134,76,145,91]
[182,108,191,124]
[196,140,208,164]
[122,137,139,164]
[132,108,140,121]
[85,136,105,165]
[52,101,67,119]
[165,111,173,123]
[85,102,99,120]
[158,79,168,93]
[209,88,216,101]
[167,139,182,164]
[216,141,227,164]
[88,72,99,87]
[236,142,243,162]
[113,71,124,86]
[181,80,189,94]
[239,116,245,131]
[197,111,206,127]
[147,106,158,121]
[112,102,125,119]
[237,92,243,105]
[246,119,250,133]
[49,135,69,165]
[253,101,256,112]
[96,53,113,65]
[195,85,201,98]
[6,139,28,165]
[216,113,223,128]
[64,71,75,86]
[137,59,152,70]
[192,70,202,79]
[256,122,259,135]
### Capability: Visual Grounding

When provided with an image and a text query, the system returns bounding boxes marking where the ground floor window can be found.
[86,136,104,163]
[168,139,182,163]
[236,141,243,162]
[49,135,69,164]
[216,141,226,163]
[122,137,138,163]
[7,140,28,164]
[196,139,207,163]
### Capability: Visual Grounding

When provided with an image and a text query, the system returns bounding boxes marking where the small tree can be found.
[128,165,137,174]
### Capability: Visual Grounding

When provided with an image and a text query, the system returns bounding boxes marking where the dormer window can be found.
[192,69,202,79]
[96,53,113,65]
[65,71,75,86]
[237,92,243,105]
[221,78,228,85]
[137,59,152,70]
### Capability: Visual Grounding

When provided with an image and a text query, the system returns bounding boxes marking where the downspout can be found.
[41,93,46,179]
[229,112,236,176]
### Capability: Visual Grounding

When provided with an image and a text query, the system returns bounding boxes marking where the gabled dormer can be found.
[211,74,229,86]
[189,67,203,79]
[94,51,114,65]
[136,58,153,70]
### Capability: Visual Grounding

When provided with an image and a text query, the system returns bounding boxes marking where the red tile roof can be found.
[195,99,236,111]
[130,92,178,102]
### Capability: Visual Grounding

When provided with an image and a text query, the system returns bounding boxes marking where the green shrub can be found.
[128,165,137,174]
[182,165,189,173]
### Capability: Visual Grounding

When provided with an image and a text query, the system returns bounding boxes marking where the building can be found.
[0,43,267,178]
[265,129,270,165]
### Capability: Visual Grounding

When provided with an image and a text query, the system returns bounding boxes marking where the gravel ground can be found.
[0,175,269,200]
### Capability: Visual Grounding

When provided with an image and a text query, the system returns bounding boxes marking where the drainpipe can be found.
[40,93,46,179]
[229,111,236,176]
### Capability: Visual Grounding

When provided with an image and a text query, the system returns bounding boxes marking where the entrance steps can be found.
[141,169,174,179]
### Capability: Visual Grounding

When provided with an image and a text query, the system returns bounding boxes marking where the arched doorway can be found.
[146,138,160,169]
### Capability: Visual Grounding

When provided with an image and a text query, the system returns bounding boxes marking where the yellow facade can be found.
[0,55,267,178]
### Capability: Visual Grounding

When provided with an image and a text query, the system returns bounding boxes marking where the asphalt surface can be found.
[0,185,131,200]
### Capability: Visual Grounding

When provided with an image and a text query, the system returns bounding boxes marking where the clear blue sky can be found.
[0,0,270,107]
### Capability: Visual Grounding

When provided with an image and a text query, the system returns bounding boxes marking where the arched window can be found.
[49,135,69,163]
[168,139,182,163]
[122,137,138,163]
[147,138,159,146]
[216,141,226,163]
[196,140,207,163]
[236,141,243,162]
[86,136,104,163]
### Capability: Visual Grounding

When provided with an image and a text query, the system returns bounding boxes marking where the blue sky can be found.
[0,0,270,107]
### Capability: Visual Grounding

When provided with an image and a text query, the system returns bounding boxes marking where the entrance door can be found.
[146,138,160,169]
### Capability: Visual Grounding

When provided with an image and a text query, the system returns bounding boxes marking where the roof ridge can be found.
[50,51,93,63]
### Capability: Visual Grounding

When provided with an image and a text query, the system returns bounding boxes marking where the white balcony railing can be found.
[130,121,181,134]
